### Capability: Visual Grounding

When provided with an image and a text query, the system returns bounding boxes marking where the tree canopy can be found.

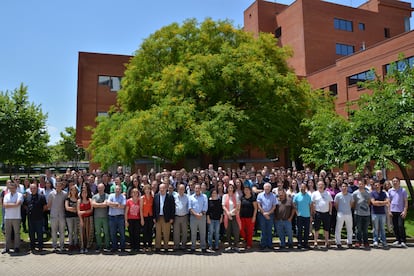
[0,84,50,172]
[50,127,85,163]
[302,58,414,199]
[89,18,317,169]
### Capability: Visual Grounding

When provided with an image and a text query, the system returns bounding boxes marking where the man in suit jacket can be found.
[153,183,175,252]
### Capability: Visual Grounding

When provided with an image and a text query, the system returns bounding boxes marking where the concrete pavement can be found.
[0,244,413,276]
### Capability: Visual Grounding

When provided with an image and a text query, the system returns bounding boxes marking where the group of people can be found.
[0,165,410,254]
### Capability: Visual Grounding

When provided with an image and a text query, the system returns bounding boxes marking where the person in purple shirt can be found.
[388,177,408,248]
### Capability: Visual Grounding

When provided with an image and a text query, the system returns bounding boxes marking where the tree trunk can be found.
[395,162,414,205]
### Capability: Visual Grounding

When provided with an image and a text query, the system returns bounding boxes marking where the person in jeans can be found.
[370,181,389,248]
[352,180,371,248]
[257,183,278,250]
[388,177,408,248]
[293,183,313,249]
[207,189,223,251]
[107,184,126,252]
[275,189,295,249]
[92,183,110,252]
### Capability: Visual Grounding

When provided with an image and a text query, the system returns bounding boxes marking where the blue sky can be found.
[0,0,412,145]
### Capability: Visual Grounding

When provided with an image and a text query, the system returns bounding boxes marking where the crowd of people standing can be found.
[0,165,410,254]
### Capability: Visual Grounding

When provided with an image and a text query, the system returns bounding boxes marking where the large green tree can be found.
[0,84,50,174]
[302,58,414,200]
[89,19,317,169]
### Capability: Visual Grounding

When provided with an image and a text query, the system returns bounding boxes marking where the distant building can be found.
[76,0,414,176]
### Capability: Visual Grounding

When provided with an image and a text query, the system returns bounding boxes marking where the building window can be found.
[329,84,338,96]
[334,18,353,32]
[404,17,410,32]
[358,23,365,31]
[348,70,375,86]
[97,112,108,117]
[274,27,282,39]
[384,28,390,38]
[98,76,122,92]
[336,43,354,56]
[385,56,414,73]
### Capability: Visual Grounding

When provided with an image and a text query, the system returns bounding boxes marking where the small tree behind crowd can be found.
[0,84,50,176]
[302,58,414,200]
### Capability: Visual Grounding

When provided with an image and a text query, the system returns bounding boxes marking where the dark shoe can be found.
[190,248,195,253]
[336,244,342,249]
[1,249,9,254]
[347,244,353,249]
[201,249,207,253]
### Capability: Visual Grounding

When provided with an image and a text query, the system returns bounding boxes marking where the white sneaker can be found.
[80,249,84,254]
[373,241,378,247]
[400,242,408,248]
[392,241,400,246]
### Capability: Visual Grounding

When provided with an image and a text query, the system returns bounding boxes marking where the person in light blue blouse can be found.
[189,184,208,253]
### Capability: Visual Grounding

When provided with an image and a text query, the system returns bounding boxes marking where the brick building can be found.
[76,0,414,174]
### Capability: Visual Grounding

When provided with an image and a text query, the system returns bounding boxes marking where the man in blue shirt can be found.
[173,184,189,251]
[257,183,278,250]
[107,185,126,252]
[189,184,208,253]
[293,183,313,249]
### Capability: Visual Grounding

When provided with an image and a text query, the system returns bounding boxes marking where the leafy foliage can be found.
[89,19,316,169]
[302,58,414,198]
[0,84,50,169]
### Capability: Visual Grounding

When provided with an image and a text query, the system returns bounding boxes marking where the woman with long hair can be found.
[222,184,241,252]
[140,184,154,252]
[77,184,93,253]
[239,185,257,250]
[125,188,141,252]
[207,189,223,251]
[65,186,79,251]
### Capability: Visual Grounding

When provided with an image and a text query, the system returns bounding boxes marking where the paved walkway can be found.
[0,244,412,276]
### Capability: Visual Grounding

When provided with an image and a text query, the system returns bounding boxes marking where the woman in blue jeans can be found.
[207,190,223,250]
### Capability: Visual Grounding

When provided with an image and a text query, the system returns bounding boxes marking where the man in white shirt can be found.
[2,180,23,254]
[311,181,333,248]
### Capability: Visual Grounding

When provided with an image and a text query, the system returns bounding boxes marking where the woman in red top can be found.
[140,184,154,252]
[125,188,141,252]
[77,184,93,253]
